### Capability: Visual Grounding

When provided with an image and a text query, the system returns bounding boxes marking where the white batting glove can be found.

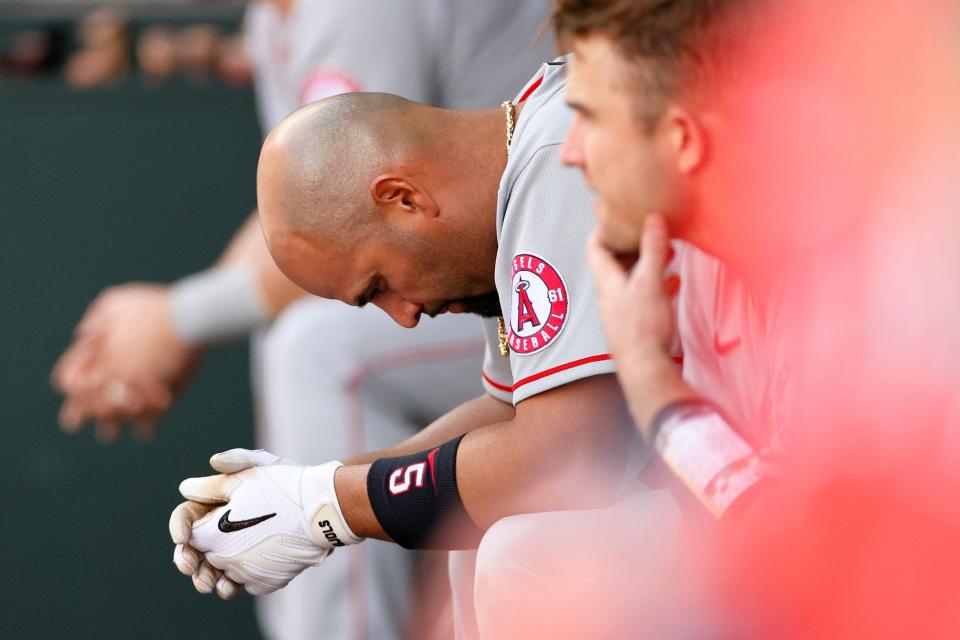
[171,449,293,599]
[169,449,363,597]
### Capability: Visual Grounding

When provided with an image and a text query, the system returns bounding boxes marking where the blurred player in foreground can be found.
[556,0,960,637]
[170,61,683,639]
[52,1,553,638]
[558,0,776,522]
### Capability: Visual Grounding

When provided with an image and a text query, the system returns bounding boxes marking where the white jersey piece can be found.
[674,242,791,451]
[481,61,616,405]
[245,0,556,132]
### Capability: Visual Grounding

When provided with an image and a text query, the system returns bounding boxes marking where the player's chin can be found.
[598,220,641,257]
[596,229,637,257]
[593,205,635,248]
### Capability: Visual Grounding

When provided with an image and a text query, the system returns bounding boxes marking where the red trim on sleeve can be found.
[482,370,513,394]
[512,354,613,391]
[517,76,544,104]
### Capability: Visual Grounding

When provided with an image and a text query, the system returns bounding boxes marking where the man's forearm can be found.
[336,376,632,542]
[334,394,515,542]
[343,394,515,465]
[618,355,698,441]
[618,355,764,518]
[457,378,631,527]
[215,210,264,268]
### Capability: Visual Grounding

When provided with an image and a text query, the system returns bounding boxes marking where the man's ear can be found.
[662,106,708,175]
[370,175,439,219]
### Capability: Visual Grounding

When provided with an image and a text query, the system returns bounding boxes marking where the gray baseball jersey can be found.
[245,0,556,132]
[481,60,616,405]
[675,242,791,451]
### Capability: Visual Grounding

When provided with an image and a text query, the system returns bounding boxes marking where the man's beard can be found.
[454,290,502,318]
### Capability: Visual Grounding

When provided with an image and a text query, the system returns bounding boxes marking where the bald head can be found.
[255,91,506,326]
[258,92,435,241]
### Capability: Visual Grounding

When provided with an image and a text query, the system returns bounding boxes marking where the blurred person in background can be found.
[175,23,221,83]
[1,26,67,78]
[136,25,178,84]
[556,0,960,637]
[64,6,130,88]
[216,31,253,87]
[137,23,251,87]
[52,1,554,639]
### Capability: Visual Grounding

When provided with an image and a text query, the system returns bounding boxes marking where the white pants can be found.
[252,298,484,640]
[449,490,685,640]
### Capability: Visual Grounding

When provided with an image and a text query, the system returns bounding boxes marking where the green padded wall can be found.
[0,78,264,639]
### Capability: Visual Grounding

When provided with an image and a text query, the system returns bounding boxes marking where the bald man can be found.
[53,1,553,638]
[171,62,680,638]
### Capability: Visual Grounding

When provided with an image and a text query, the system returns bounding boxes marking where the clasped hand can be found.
[169,448,360,599]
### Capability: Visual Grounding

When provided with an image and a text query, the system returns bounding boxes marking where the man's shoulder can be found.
[499,144,593,250]
[514,71,573,156]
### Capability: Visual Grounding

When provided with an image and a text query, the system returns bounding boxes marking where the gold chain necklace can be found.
[502,100,516,151]
[496,101,516,357]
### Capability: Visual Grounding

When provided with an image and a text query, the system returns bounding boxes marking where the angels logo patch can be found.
[509,254,569,355]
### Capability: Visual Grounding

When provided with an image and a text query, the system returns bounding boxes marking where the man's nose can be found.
[372,292,422,328]
[560,114,586,168]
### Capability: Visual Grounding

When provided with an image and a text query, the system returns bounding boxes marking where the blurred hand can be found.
[52,283,202,441]
[587,214,693,438]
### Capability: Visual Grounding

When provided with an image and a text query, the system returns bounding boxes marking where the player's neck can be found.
[439,108,507,246]
[449,108,509,183]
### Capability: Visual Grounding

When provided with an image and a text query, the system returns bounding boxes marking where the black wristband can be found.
[367,435,484,550]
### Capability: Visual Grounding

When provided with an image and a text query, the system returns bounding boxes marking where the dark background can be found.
[0,6,265,638]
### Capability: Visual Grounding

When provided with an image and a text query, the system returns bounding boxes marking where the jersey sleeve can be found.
[499,145,615,404]
[479,317,514,404]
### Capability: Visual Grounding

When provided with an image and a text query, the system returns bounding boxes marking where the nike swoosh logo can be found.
[218,509,277,533]
[713,333,741,356]
[427,447,440,496]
